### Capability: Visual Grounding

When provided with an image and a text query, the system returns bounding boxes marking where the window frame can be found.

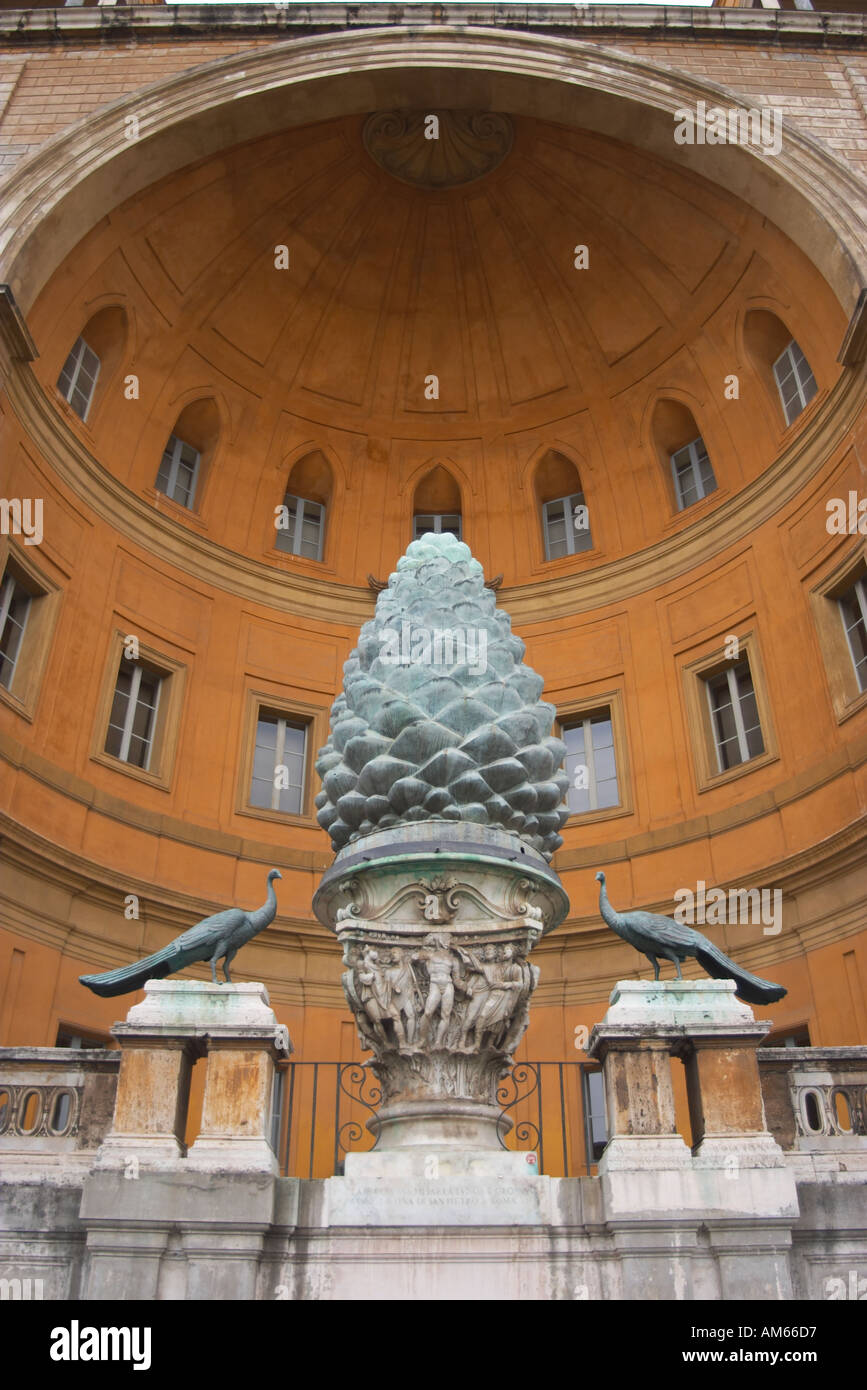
[581,1066,608,1167]
[561,712,619,815]
[249,710,308,816]
[274,493,326,562]
[156,434,201,511]
[0,542,62,721]
[704,660,765,774]
[554,689,632,825]
[0,570,32,694]
[236,689,327,826]
[56,335,101,422]
[413,512,462,541]
[91,631,187,790]
[104,660,163,771]
[772,338,818,427]
[542,491,593,562]
[670,436,717,511]
[680,632,778,792]
[839,575,867,695]
[809,550,867,724]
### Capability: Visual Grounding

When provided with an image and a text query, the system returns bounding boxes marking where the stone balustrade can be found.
[757,1046,867,1152]
[0,1047,120,1163]
[3,1039,867,1167]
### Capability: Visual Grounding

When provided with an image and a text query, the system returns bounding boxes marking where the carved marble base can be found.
[371,1096,511,1152]
[342,1146,540,1179]
[314,825,567,1156]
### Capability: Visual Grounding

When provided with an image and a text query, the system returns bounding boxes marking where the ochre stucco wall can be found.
[0,25,865,1088]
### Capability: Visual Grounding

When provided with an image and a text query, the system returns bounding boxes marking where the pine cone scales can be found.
[315,533,570,858]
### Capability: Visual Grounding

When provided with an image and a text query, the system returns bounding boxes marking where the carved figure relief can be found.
[342,930,537,1073]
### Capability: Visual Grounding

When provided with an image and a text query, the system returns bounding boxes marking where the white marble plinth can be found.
[599,978,768,1036]
[344,1146,538,1178]
[185,1134,279,1175]
[599,1159,800,1221]
[597,1135,693,1172]
[93,1132,186,1170]
[115,979,289,1046]
[325,1172,551,1227]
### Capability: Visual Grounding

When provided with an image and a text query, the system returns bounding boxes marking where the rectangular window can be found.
[671,437,717,510]
[839,576,867,693]
[582,1068,608,1165]
[562,710,619,813]
[413,513,462,541]
[0,570,32,691]
[275,494,325,561]
[104,659,162,770]
[57,336,100,421]
[55,1026,112,1049]
[763,1025,811,1048]
[705,659,765,772]
[156,434,200,509]
[269,1068,285,1157]
[543,493,592,560]
[249,711,307,815]
[773,339,818,426]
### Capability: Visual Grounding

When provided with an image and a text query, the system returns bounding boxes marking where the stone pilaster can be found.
[0,284,37,393]
[95,980,291,1173]
[99,1037,199,1164]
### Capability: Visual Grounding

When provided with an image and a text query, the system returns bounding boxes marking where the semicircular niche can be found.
[362,110,514,188]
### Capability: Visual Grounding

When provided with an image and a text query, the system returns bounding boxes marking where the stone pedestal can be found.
[588,978,776,1166]
[587,979,798,1296]
[95,980,291,1173]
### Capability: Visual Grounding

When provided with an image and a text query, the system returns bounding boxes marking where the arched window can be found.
[412,466,462,541]
[744,309,818,427]
[534,450,592,560]
[773,340,818,425]
[56,306,127,423]
[652,399,717,511]
[275,450,332,561]
[156,398,219,511]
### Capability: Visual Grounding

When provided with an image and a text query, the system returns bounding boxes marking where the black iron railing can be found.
[273,1060,607,1178]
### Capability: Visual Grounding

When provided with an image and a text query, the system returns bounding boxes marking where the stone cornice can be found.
[1,723,864,887]
[1,734,863,931]
[556,734,867,871]
[2,813,862,1010]
[0,6,865,48]
[501,365,867,621]
[6,354,866,627]
[533,887,867,1008]
[7,365,376,628]
[1,810,863,1015]
[0,729,333,874]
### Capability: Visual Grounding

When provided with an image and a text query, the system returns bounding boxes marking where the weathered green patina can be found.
[315,533,570,860]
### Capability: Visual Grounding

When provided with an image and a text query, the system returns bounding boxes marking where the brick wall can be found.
[0,11,866,180]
